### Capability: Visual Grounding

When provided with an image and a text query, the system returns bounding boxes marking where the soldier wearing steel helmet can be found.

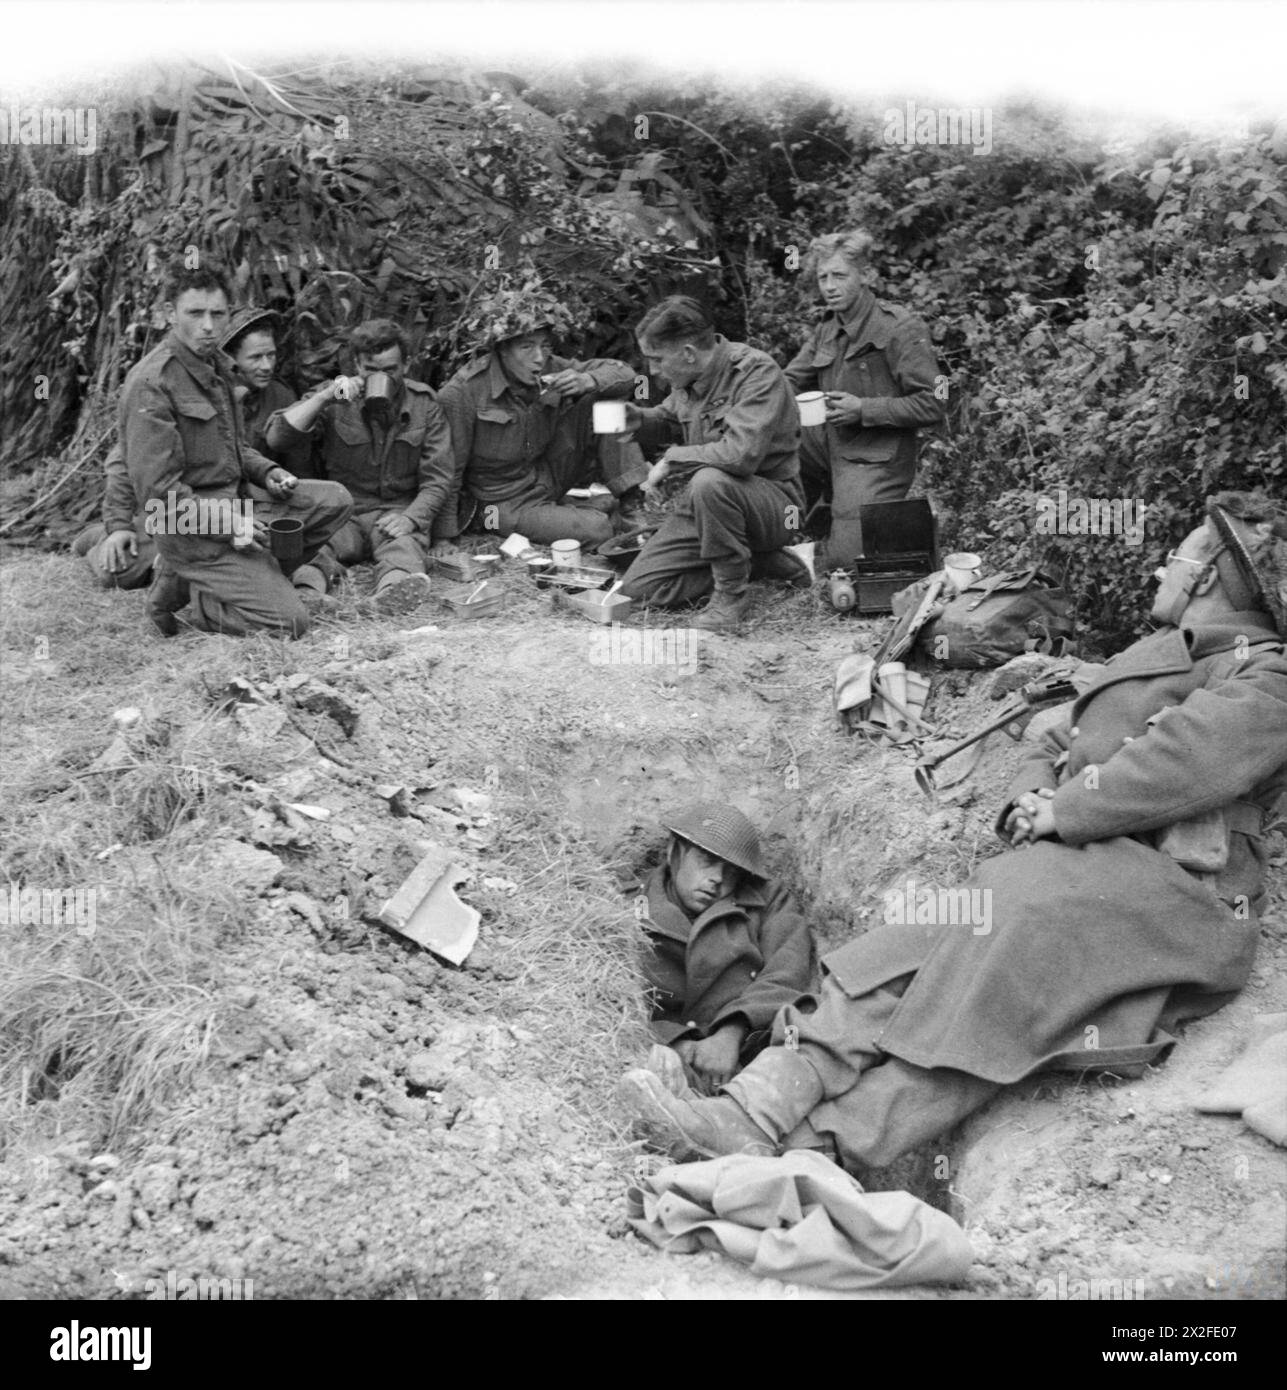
[620,493,1287,1170]
[435,283,647,548]
[637,802,816,1095]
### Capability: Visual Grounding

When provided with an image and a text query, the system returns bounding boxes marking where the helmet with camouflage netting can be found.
[466,279,579,352]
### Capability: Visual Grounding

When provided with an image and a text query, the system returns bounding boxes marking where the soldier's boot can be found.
[644,1043,690,1097]
[292,564,337,613]
[373,570,432,616]
[723,1046,828,1145]
[691,584,753,634]
[617,1069,778,1161]
[145,555,190,638]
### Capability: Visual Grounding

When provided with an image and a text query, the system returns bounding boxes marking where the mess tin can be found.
[562,589,634,624]
[431,552,500,583]
[537,564,615,593]
[444,580,504,620]
[361,371,396,425]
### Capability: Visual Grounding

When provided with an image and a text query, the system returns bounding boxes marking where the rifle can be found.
[914,672,1078,798]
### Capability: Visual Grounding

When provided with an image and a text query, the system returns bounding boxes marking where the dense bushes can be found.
[6,61,1284,645]
[537,75,1285,646]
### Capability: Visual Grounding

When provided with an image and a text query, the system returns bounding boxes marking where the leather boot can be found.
[723,1046,826,1146]
[145,555,190,638]
[372,571,432,616]
[691,586,753,634]
[617,1069,777,1161]
[645,1044,690,1097]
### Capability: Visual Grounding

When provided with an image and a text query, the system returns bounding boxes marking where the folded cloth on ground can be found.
[626,1149,973,1291]
[1194,1019,1287,1148]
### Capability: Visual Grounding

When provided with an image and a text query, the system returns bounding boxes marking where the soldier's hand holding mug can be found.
[331,375,365,404]
[231,512,270,551]
[823,390,864,426]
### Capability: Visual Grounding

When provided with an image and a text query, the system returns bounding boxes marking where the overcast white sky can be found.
[0,1,1283,125]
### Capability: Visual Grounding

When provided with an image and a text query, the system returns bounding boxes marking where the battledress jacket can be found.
[119,333,279,540]
[265,379,454,535]
[783,294,944,464]
[436,350,635,533]
[240,379,314,478]
[102,378,306,533]
[642,336,801,488]
[640,866,816,1047]
[820,613,1287,1084]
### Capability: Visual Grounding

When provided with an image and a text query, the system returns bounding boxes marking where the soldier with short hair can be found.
[616,296,810,634]
[267,318,454,615]
[785,230,946,567]
[435,285,646,549]
[120,260,352,638]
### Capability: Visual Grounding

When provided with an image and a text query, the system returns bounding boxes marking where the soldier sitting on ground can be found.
[616,297,812,635]
[638,803,817,1096]
[267,318,455,616]
[435,285,647,550]
[121,259,352,639]
[621,492,1287,1173]
[221,307,343,608]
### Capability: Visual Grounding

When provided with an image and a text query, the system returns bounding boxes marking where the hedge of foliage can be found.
[531,73,1286,647]
[5,60,1284,646]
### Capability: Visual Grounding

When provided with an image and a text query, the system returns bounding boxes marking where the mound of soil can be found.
[1,558,1283,1300]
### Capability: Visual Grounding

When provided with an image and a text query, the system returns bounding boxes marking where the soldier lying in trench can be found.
[637,803,816,1095]
[621,491,1287,1172]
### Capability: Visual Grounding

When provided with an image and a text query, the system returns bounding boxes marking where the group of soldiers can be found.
[632,492,1287,1172]
[69,237,1287,1186]
[76,230,946,636]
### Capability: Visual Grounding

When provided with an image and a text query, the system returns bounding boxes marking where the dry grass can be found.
[0,546,1021,1168]
[0,550,662,1160]
[0,556,319,1149]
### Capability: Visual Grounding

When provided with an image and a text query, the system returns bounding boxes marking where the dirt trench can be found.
[1,563,1283,1300]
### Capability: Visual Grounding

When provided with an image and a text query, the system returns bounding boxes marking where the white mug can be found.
[552,539,581,569]
[796,391,827,427]
[944,552,983,591]
[592,401,627,434]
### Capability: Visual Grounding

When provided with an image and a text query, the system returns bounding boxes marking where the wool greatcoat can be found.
[809,613,1287,1089]
[640,866,816,1053]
